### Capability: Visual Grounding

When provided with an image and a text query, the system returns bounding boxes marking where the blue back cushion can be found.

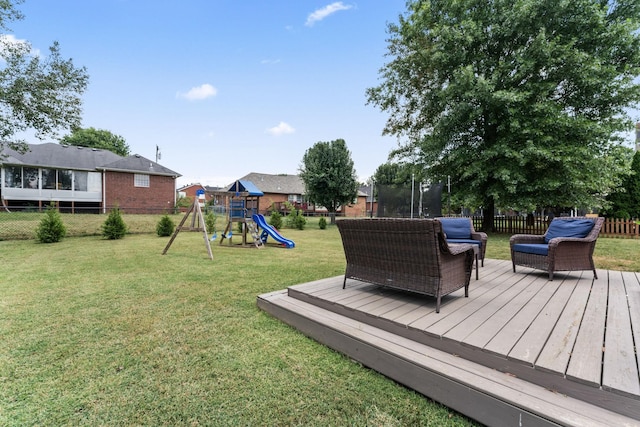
[544,219,594,243]
[440,218,471,239]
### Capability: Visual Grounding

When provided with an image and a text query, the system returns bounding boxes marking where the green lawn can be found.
[1,221,638,426]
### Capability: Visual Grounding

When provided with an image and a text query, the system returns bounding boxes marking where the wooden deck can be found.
[257,259,640,427]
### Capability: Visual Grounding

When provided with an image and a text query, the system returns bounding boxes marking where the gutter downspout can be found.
[102,169,106,214]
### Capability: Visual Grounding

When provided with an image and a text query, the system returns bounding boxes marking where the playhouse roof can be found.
[226,180,264,196]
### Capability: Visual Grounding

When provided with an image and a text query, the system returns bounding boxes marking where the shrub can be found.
[102,208,128,239]
[318,217,327,230]
[285,209,306,230]
[156,214,175,237]
[35,204,67,243]
[269,211,283,230]
[205,211,217,234]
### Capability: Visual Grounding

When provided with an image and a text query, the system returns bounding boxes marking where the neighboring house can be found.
[178,183,221,203]
[358,184,377,217]
[231,172,369,217]
[236,173,306,213]
[177,183,224,210]
[0,142,181,213]
[178,183,208,202]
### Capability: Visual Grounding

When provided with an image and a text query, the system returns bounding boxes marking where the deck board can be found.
[534,272,593,376]
[258,259,640,424]
[461,273,544,350]
[508,274,580,366]
[409,261,516,333]
[624,271,640,384]
[565,271,607,387]
[482,276,561,357]
[603,271,640,397]
[435,268,536,341]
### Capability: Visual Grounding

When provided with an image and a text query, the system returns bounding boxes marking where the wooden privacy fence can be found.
[470,216,640,238]
[599,218,640,238]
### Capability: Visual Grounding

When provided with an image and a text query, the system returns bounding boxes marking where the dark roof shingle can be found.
[1,143,180,177]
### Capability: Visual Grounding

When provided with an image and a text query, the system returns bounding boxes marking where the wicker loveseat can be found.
[336,218,475,313]
[439,217,488,267]
[510,216,604,280]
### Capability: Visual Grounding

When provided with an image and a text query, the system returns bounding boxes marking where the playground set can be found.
[162,180,295,259]
[215,180,295,249]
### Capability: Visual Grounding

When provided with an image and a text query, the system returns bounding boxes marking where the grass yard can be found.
[1,224,482,426]
[1,219,638,426]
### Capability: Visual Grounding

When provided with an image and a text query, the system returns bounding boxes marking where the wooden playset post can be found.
[162,198,213,260]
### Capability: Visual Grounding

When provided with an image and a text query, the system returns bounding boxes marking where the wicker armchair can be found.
[336,218,475,313]
[510,216,604,280]
[439,217,488,266]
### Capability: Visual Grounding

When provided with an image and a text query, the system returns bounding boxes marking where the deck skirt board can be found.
[258,259,640,424]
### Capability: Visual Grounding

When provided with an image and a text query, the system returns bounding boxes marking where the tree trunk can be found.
[482,196,495,232]
[329,211,336,225]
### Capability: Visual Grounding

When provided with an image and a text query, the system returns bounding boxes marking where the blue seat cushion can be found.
[513,243,549,256]
[544,219,594,243]
[447,238,481,248]
[440,218,472,239]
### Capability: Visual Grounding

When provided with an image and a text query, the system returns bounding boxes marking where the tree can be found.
[373,162,416,187]
[626,151,640,218]
[0,1,88,156]
[156,214,175,237]
[102,207,127,240]
[35,204,66,243]
[299,139,358,224]
[60,127,129,156]
[603,149,640,218]
[366,0,640,230]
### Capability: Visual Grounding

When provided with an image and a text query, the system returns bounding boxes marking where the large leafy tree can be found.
[299,139,358,223]
[366,0,640,230]
[603,149,640,218]
[61,127,130,157]
[373,161,419,186]
[0,0,88,156]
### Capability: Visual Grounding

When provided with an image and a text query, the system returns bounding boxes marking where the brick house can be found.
[233,172,368,217]
[0,142,180,213]
[177,183,223,205]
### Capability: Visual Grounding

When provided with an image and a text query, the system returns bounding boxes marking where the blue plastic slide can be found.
[252,214,295,248]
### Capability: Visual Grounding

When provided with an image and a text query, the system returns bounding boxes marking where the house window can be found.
[42,168,57,189]
[4,166,22,188]
[288,194,302,203]
[59,170,72,190]
[134,174,150,188]
[88,172,101,192]
[74,171,88,191]
[23,167,39,189]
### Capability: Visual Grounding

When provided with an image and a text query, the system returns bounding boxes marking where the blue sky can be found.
[9,1,407,188]
[9,1,640,189]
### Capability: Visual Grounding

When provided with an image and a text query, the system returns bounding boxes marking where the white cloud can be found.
[260,58,281,65]
[305,2,353,27]
[266,121,295,136]
[176,83,218,101]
